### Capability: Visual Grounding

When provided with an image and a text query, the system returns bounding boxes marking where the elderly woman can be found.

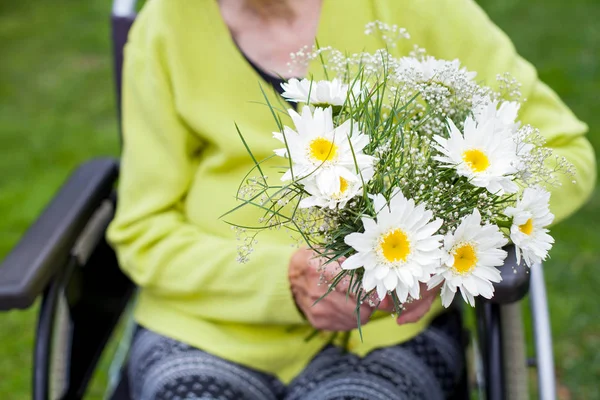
[107,0,595,398]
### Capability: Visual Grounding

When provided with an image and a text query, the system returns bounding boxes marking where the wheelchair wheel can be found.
[34,261,75,400]
[32,198,135,400]
[500,302,528,400]
[49,294,72,400]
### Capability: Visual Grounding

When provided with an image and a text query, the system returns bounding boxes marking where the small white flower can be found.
[429,209,508,307]
[273,107,375,189]
[397,56,477,85]
[299,170,369,210]
[433,117,519,195]
[280,78,360,107]
[504,187,555,267]
[342,190,444,302]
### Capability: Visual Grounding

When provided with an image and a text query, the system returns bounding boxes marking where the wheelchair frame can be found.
[0,0,557,398]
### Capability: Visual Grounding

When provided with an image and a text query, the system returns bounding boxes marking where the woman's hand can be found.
[288,248,375,331]
[288,249,439,330]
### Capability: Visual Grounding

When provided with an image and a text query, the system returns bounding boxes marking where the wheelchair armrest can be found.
[488,245,530,304]
[0,158,119,311]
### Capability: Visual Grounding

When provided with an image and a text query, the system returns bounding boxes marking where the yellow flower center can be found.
[339,177,349,193]
[519,218,534,235]
[309,138,338,162]
[452,243,478,274]
[462,149,490,173]
[331,177,351,200]
[380,229,411,263]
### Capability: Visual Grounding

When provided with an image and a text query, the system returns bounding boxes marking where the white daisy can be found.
[472,99,536,174]
[504,187,555,267]
[280,78,360,107]
[473,99,521,134]
[273,106,375,189]
[433,117,519,195]
[428,209,508,307]
[299,169,370,210]
[396,56,477,85]
[341,190,444,302]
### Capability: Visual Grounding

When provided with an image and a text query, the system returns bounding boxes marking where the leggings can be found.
[127,312,465,400]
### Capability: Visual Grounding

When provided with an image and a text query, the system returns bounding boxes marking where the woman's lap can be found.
[128,312,464,400]
[127,328,285,400]
[286,312,464,400]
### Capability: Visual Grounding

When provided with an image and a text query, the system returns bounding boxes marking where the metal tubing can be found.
[500,302,528,400]
[530,263,557,400]
[33,259,75,400]
[112,0,137,17]
[476,300,505,400]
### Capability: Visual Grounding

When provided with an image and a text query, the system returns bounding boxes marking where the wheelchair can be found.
[0,0,558,399]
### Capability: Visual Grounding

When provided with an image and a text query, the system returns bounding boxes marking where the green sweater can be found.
[107,0,596,383]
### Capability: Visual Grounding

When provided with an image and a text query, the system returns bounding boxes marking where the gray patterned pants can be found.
[127,312,464,400]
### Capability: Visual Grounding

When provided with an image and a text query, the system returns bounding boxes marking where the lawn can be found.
[0,0,598,399]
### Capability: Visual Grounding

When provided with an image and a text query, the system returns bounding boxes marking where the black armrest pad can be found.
[489,245,530,304]
[0,158,119,310]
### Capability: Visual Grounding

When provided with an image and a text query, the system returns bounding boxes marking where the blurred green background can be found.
[0,0,598,399]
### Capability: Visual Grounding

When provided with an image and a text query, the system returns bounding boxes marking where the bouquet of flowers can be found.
[226,22,574,325]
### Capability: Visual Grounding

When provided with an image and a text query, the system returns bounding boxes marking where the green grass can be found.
[0,0,598,398]
[0,1,119,399]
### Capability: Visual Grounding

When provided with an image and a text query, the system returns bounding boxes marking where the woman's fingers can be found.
[396,283,440,324]
[396,293,436,325]
[307,289,373,331]
[290,248,374,331]
[314,256,355,294]
[377,295,396,313]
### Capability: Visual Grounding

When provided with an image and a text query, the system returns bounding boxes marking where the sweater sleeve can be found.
[106,32,305,326]
[378,0,596,223]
